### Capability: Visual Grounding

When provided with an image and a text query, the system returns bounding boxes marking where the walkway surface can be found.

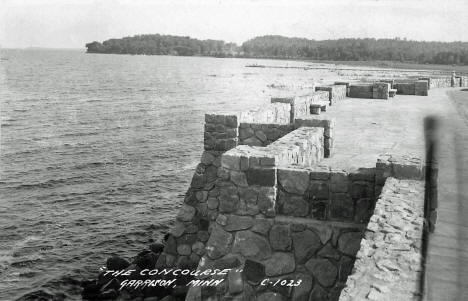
[320,89,451,171]
[315,88,468,300]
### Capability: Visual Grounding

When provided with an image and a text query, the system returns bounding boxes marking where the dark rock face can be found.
[149,243,165,254]
[244,259,266,284]
[134,250,159,269]
[106,256,130,270]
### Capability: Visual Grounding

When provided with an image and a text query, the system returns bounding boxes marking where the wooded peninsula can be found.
[85,34,468,65]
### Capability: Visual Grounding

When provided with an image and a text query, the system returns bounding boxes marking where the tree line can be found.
[85,34,468,65]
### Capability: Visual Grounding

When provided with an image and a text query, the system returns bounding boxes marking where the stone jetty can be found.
[83,74,468,301]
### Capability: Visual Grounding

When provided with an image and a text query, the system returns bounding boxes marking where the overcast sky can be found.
[1,0,467,49]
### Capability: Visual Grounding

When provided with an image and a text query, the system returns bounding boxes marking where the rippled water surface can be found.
[0,49,344,300]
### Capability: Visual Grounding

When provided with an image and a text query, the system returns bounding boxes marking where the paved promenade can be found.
[321,88,451,171]
[313,88,468,300]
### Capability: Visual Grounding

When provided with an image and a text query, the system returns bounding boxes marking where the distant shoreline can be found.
[85,34,468,67]
[3,47,467,74]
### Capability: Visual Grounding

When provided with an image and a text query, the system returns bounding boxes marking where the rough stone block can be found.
[177,205,196,222]
[239,126,254,140]
[354,198,373,223]
[305,258,337,287]
[225,115,239,128]
[251,217,273,235]
[372,82,390,99]
[227,269,244,294]
[310,200,328,220]
[349,84,373,99]
[394,82,415,95]
[282,195,309,217]
[246,168,276,186]
[205,114,225,124]
[308,180,329,199]
[264,252,295,276]
[269,225,292,251]
[232,230,272,261]
[415,80,429,96]
[350,181,374,199]
[330,171,348,193]
[257,292,285,301]
[230,170,248,187]
[292,230,322,263]
[291,273,313,301]
[258,190,276,217]
[221,154,240,171]
[218,193,240,213]
[224,215,254,232]
[244,259,266,284]
[338,231,362,256]
[329,194,354,221]
[278,168,310,195]
[206,225,233,259]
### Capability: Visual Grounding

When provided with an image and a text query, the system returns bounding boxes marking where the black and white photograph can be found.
[1,0,468,300]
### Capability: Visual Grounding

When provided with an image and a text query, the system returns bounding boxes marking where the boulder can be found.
[292,230,322,263]
[338,231,362,256]
[205,225,233,259]
[264,252,295,276]
[278,169,310,195]
[305,259,337,287]
[232,230,272,261]
[106,256,130,270]
[269,225,292,251]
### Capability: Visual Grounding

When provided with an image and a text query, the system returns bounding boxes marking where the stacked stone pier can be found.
[147,77,455,301]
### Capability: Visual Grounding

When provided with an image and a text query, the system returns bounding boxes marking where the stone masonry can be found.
[153,75,456,301]
[271,91,330,123]
[339,178,424,301]
[315,85,347,105]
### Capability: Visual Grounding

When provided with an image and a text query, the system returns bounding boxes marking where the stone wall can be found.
[424,76,452,89]
[156,124,325,269]
[374,153,424,196]
[276,166,375,224]
[189,215,366,301]
[204,114,239,152]
[372,82,390,99]
[394,82,416,95]
[461,76,468,87]
[348,84,374,99]
[334,82,351,97]
[239,123,295,147]
[338,178,424,301]
[185,130,372,301]
[415,80,429,96]
[295,117,335,158]
[239,102,291,124]
[315,85,347,105]
[271,91,330,123]
[452,76,461,87]
[152,77,442,301]
[266,127,325,167]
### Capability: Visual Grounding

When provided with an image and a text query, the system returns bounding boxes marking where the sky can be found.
[1,0,468,49]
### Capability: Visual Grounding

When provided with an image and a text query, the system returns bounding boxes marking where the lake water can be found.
[0,49,347,300]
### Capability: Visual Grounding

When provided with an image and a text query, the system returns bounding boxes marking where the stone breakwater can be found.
[84,74,465,300]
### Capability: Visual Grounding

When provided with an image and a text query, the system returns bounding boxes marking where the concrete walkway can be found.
[323,89,449,169]
[312,88,468,300]
[320,89,452,171]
